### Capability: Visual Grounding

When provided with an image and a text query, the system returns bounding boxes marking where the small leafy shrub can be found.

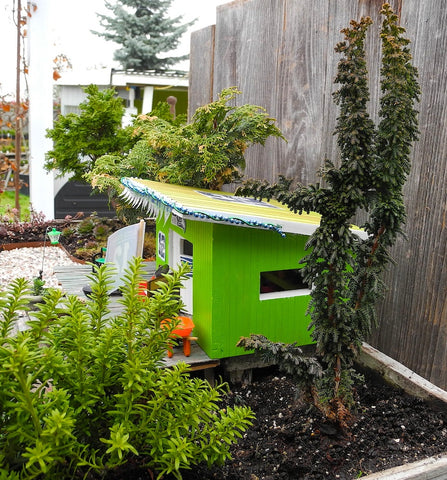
[60,225,76,237]
[76,216,96,235]
[0,259,254,479]
[45,84,133,182]
[31,276,46,296]
[70,214,126,240]
[92,223,111,240]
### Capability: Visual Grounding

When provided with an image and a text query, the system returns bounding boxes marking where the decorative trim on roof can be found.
[120,177,286,237]
[111,68,188,79]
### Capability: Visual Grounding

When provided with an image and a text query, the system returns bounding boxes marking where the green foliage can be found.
[150,99,187,126]
[237,334,322,402]
[31,276,46,296]
[0,192,30,221]
[87,87,285,218]
[0,259,254,479]
[0,278,31,338]
[236,4,419,427]
[45,85,133,182]
[92,223,111,240]
[59,214,127,262]
[93,0,195,71]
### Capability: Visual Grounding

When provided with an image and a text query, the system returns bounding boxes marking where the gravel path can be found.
[0,246,78,291]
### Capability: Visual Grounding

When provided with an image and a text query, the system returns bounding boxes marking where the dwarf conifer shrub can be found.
[0,259,254,479]
[236,3,419,427]
[87,87,285,214]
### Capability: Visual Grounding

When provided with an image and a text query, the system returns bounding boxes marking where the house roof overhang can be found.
[57,69,189,89]
[110,69,189,88]
[120,178,367,239]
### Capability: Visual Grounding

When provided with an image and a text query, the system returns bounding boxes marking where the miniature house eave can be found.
[120,177,367,238]
[169,210,320,236]
[121,177,320,236]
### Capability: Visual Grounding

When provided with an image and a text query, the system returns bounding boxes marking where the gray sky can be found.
[0,0,228,97]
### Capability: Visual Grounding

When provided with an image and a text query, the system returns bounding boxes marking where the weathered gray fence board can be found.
[188,25,215,118]
[371,0,447,388]
[208,0,401,184]
[275,0,331,183]
[189,0,447,388]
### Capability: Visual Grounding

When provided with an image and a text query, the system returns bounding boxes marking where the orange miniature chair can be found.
[163,316,195,357]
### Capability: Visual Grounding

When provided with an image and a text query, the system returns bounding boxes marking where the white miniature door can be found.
[170,231,193,315]
[104,220,145,293]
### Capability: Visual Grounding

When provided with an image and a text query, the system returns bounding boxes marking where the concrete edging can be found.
[358,343,447,408]
[361,455,447,480]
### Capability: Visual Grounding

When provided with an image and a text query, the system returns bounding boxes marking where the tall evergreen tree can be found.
[236,4,420,428]
[93,0,195,71]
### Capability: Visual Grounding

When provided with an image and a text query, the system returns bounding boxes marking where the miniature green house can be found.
[121,178,363,359]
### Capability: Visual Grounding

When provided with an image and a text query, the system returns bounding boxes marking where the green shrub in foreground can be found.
[0,259,254,479]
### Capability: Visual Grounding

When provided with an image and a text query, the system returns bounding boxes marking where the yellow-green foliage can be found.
[87,87,285,218]
[0,259,254,479]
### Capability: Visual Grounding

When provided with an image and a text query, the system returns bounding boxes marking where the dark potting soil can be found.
[105,366,447,480]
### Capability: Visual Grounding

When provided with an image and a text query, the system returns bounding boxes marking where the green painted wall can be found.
[152,89,188,116]
[155,215,313,359]
[207,224,312,358]
[155,216,172,265]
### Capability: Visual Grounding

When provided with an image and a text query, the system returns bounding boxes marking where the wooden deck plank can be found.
[162,342,220,370]
[53,262,157,298]
[53,262,220,372]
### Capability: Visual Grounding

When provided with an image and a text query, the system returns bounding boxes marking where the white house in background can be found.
[53,68,189,218]
[57,68,189,119]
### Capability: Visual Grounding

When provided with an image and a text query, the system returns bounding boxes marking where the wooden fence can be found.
[189,0,447,389]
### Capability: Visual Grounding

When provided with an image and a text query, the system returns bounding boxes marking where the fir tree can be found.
[93,0,195,71]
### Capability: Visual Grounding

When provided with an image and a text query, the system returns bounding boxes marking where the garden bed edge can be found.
[358,343,447,479]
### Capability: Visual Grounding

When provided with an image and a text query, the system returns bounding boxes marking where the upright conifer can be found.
[236,4,420,427]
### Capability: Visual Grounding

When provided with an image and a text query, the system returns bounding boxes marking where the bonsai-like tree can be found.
[86,87,285,217]
[237,4,420,427]
[45,85,133,182]
[93,0,195,71]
